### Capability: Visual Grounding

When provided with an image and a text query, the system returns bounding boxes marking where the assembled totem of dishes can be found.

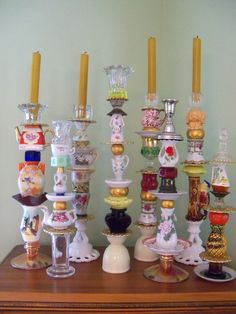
[135,37,165,262]
[12,52,52,270]
[144,99,191,283]
[41,120,77,278]
[176,37,209,266]
[194,128,236,282]
[102,65,134,273]
[68,52,99,263]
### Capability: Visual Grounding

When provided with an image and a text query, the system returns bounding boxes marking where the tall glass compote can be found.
[194,128,236,282]
[144,99,190,283]
[41,120,76,278]
[102,65,134,273]
[176,93,209,265]
[68,105,100,263]
[134,93,165,261]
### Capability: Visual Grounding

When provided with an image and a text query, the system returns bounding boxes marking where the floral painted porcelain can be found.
[18,162,45,197]
[41,206,76,229]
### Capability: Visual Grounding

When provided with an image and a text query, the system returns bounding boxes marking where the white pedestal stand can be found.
[175,220,207,265]
[69,215,100,262]
[102,229,131,274]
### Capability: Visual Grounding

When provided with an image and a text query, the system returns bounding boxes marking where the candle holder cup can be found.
[18,103,47,124]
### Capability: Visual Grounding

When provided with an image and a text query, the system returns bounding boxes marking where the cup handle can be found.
[124,155,129,168]
[39,205,48,211]
[69,147,76,155]
[38,205,49,223]
[94,150,99,162]
[159,109,166,126]
[54,174,59,182]
[44,128,54,147]
[62,174,67,183]
[68,209,77,222]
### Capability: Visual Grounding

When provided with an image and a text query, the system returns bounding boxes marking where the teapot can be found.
[40,205,76,229]
[15,124,52,151]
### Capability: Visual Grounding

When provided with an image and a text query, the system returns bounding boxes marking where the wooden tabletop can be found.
[0,245,236,313]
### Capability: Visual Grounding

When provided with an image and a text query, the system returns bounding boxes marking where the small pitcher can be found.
[111,154,129,180]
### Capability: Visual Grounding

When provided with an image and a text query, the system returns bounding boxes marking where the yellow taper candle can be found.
[192,36,201,94]
[30,51,41,104]
[79,52,89,108]
[148,37,156,94]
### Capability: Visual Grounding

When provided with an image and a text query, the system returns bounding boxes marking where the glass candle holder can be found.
[44,225,76,278]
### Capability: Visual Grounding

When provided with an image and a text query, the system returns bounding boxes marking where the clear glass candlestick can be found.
[44,226,76,278]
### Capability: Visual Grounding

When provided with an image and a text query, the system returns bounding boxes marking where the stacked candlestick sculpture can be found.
[175,94,208,265]
[41,120,77,278]
[12,52,51,269]
[194,129,236,282]
[134,37,165,262]
[134,111,160,262]
[102,65,133,273]
[144,99,190,283]
[68,111,99,262]
[68,110,99,262]
[68,52,99,263]
[176,37,209,265]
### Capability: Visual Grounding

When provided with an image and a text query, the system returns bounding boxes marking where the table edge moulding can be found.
[0,246,236,313]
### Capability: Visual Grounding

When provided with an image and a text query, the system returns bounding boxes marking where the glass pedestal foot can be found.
[144,255,189,283]
[46,265,75,278]
[11,252,51,270]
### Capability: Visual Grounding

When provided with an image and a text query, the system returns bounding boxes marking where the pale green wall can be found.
[0,0,236,267]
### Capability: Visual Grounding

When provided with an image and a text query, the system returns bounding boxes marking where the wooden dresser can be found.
[0,245,236,313]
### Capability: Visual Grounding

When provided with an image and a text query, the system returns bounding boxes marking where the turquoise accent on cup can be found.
[51,156,71,167]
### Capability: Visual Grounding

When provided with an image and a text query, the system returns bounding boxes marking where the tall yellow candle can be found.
[79,52,89,108]
[30,51,41,104]
[192,36,201,94]
[148,37,156,94]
